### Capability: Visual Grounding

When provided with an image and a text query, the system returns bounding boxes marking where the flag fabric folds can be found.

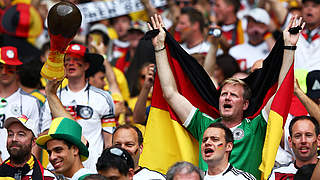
[259,63,294,180]
[140,29,287,176]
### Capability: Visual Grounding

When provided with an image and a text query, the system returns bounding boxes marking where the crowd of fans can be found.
[0,0,320,179]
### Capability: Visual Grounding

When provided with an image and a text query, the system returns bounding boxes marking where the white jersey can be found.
[269,162,297,180]
[41,83,115,170]
[180,41,210,55]
[0,88,40,161]
[204,164,256,180]
[134,167,166,180]
[70,168,97,180]
[229,41,269,71]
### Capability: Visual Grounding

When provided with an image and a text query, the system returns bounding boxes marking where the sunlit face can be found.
[201,127,232,164]
[64,54,89,79]
[112,128,142,169]
[176,14,193,42]
[212,0,233,24]
[0,63,18,87]
[89,71,106,89]
[302,1,320,29]
[7,122,34,164]
[113,16,131,40]
[289,119,320,163]
[47,139,79,177]
[246,18,268,44]
[219,83,248,120]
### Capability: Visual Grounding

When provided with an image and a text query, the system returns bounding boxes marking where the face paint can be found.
[217,143,223,149]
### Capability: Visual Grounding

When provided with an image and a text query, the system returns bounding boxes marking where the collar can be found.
[205,163,232,176]
[5,155,34,169]
[65,82,90,92]
[134,166,143,175]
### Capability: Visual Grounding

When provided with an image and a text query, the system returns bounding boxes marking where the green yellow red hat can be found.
[36,117,89,162]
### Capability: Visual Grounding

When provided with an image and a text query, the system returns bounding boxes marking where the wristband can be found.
[283,46,297,50]
[155,46,166,52]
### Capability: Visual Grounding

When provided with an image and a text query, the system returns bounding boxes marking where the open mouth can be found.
[204,148,214,156]
[68,67,76,73]
[223,104,232,109]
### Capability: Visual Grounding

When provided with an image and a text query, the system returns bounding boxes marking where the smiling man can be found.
[202,122,255,179]
[269,116,320,179]
[37,117,96,179]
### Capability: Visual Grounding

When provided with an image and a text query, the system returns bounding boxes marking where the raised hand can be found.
[283,15,305,46]
[144,63,155,89]
[45,78,63,96]
[147,14,166,50]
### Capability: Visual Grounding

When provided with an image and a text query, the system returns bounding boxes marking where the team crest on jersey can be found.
[11,104,20,115]
[233,128,244,140]
[77,105,93,119]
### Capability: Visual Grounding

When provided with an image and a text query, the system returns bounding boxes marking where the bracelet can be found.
[283,46,297,50]
[155,46,166,52]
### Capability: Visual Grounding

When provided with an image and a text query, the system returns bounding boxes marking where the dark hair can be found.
[166,161,203,180]
[224,0,241,13]
[88,64,106,78]
[180,7,205,32]
[96,146,134,175]
[289,116,320,137]
[18,58,42,88]
[113,124,143,146]
[83,174,108,180]
[216,54,241,81]
[220,78,252,101]
[110,15,131,25]
[207,122,234,144]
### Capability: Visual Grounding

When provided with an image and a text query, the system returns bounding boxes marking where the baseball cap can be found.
[89,23,109,37]
[0,46,23,65]
[36,117,89,161]
[128,20,148,35]
[306,70,320,100]
[65,44,104,77]
[245,8,270,26]
[4,115,38,137]
[1,3,43,38]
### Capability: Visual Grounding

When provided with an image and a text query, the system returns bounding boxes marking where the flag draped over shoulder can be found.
[140,29,286,175]
[259,63,294,179]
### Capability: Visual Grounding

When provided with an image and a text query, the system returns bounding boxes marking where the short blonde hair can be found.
[220,78,251,101]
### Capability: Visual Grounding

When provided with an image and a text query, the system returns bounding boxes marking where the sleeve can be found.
[101,92,116,134]
[184,106,215,141]
[40,100,53,133]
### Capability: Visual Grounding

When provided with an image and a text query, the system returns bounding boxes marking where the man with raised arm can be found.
[148,14,304,178]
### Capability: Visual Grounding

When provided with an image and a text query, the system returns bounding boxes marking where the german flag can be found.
[259,62,294,179]
[140,29,285,174]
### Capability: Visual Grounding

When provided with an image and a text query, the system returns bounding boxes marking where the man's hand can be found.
[148,14,166,50]
[283,15,305,46]
[45,78,63,96]
[143,64,155,89]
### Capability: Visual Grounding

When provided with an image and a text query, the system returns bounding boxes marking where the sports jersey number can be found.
[0,114,5,129]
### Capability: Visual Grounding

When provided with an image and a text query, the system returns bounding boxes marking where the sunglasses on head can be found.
[109,147,134,168]
[175,0,191,6]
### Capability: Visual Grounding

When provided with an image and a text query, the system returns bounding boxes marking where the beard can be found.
[8,141,32,164]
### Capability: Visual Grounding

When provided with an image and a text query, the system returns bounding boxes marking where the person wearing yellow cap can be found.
[0,115,57,179]
[0,46,41,164]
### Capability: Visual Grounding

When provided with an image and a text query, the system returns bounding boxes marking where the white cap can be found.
[245,8,270,26]
[89,23,109,36]
[5,115,38,137]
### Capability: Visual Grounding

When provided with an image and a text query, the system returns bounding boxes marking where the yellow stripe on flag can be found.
[259,110,284,180]
[140,107,199,174]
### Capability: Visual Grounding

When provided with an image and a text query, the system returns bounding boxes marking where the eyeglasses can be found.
[175,0,191,6]
[109,147,134,168]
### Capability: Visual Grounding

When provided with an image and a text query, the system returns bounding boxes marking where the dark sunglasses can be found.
[175,0,191,6]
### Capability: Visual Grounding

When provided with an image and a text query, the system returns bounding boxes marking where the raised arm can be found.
[133,64,155,125]
[294,79,320,121]
[203,30,219,87]
[45,79,73,120]
[264,15,305,114]
[148,14,193,123]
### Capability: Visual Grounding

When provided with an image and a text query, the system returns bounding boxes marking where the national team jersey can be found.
[184,107,267,179]
[229,41,269,71]
[269,162,297,180]
[134,167,166,180]
[180,41,210,55]
[0,88,40,161]
[41,83,115,170]
[71,168,97,180]
[204,164,256,180]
